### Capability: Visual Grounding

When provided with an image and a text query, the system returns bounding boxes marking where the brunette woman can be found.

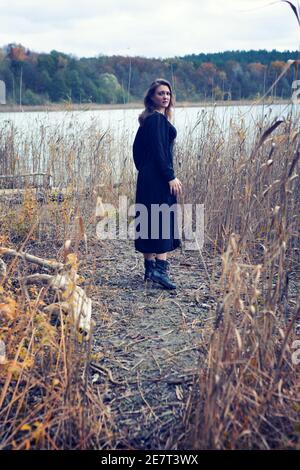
[133,78,182,289]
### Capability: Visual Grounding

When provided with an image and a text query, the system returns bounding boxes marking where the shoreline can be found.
[0,98,292,113]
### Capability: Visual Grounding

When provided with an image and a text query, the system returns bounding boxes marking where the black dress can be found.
[132,111,181,254]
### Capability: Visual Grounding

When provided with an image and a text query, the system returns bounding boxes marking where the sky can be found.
[0,0,299,58]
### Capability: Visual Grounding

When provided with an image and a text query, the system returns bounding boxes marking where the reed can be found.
[0,248,114,450]
[179,108,300,449]
[0,101,299,448]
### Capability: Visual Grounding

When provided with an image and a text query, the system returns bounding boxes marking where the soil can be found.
[86,238,216,449]
[3,231,299,449]
[25,235,217,449]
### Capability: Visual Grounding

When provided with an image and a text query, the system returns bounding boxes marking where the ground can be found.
[12,234,217,449]
[4,229,299,449]
[83,237,216,449]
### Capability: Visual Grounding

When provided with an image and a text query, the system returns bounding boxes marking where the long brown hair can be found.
[138,78,175,125]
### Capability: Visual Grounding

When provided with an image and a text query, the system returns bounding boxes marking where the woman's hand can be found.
[168,177,183,196]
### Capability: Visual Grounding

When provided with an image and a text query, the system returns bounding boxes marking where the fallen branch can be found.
[0,247,64,270]
[0,247,92,337]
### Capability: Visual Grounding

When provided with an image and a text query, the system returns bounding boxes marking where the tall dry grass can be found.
[177,107,300,449]
[0,110,138,448]
[0,113,135,242]
[0,103,299,449]
[0,213,116,449]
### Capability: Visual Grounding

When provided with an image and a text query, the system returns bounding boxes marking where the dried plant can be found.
[0,101,299,449]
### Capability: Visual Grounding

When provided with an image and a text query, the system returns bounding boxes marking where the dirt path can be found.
[22,235,217,449]
[82,238,216,449]
[23,233,300,449]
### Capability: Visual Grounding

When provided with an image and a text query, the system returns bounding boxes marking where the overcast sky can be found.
[0,0,299,58]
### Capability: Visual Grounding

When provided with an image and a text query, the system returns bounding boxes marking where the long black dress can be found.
[132,111,181,254]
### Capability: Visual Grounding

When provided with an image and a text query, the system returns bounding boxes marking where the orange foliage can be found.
[7,44,28,62]
[247,62,267,74]
[271,60,286,70]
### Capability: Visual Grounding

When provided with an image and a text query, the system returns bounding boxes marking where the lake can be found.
[0,102,297,140]
[0,102,298,186]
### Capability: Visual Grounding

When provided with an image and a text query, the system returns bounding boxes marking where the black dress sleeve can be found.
[147,113,175,182]
[133,126,143,171]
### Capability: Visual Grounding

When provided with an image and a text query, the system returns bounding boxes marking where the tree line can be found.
[0,44,299,105]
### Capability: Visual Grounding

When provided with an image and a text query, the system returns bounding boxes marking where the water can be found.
[0,103,298,186]
[0,102,296,139]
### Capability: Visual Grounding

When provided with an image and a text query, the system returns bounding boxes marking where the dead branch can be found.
[23,274,53,283]
[0,247,63,270]
[0,248,92,337]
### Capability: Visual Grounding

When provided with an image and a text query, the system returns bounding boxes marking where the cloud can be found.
[0,0,298,58]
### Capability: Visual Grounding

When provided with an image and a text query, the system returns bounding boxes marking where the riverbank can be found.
[0,98,292,113]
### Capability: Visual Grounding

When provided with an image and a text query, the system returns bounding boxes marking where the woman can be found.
[133,78,183,289]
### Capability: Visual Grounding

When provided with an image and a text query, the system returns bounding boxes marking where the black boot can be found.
[150,259,177,290]
[144,259,156,281]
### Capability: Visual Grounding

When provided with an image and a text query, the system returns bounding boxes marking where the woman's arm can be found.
[147,113,175,182]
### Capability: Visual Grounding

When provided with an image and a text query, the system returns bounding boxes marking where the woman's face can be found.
[151,85,171,111]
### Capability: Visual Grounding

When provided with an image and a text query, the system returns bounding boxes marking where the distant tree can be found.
[48,71,69,101]
[6,44,28,61]
[66,69,83,102]
[22,89,47,105]
[37,54,57,75]
[97,73,124,103]
[0,46,298,104]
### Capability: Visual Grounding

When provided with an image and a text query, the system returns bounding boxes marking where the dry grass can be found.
[178,108,300,449]
[0,220,115,449]
[0,102,299,449]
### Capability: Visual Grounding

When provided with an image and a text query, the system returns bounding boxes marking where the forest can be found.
[0,43,299,105]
